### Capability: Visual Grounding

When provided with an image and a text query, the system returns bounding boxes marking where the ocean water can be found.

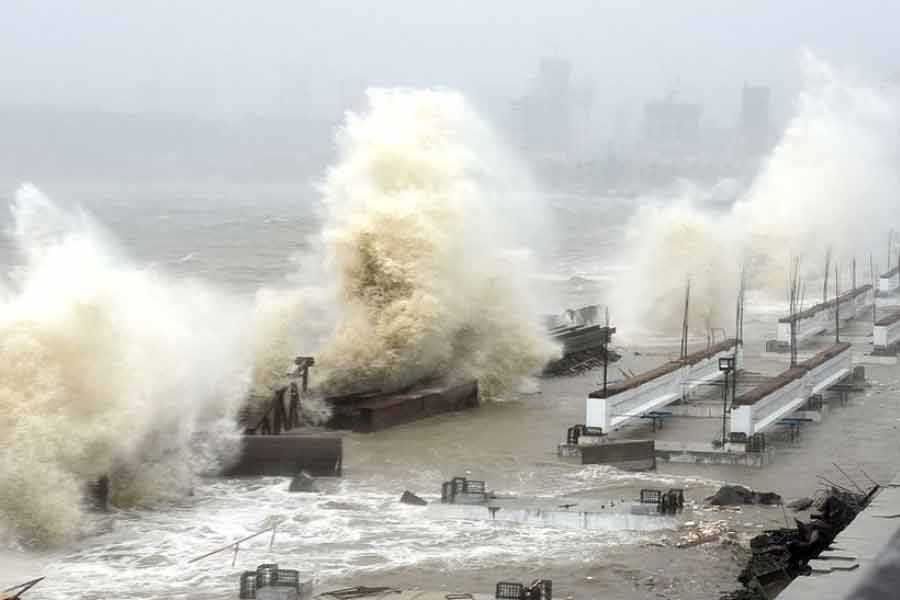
[3,179,900,600]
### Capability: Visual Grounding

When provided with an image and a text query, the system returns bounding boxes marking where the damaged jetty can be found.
[543,304,618,376]
[419,476,683,532]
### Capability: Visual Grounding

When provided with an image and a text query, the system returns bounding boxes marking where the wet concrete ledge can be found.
[326,381,479,433]
[223,431,343,477]
[778,472,900,599]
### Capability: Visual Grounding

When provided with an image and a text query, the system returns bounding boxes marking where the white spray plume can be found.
[613,53,900,337]
[311,88,558,396]
[0,185,249,546]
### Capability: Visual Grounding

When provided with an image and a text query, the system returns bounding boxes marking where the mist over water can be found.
[0,185,250,546]
[612,53,900,337]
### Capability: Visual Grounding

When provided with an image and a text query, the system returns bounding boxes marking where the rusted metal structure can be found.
[229,356,342,477]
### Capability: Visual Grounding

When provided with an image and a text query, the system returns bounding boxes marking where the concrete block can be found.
[581,439,655,471]
[224,433,342,477]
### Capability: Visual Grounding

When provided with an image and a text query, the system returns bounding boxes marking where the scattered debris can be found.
[495,579,553,600]
[1,577,45,599]
[318,586,401,599]
[399,490,427,506]
[288,471,318,493]
[676,520,736,548]
[706,485,782,506]
[719,485,877,600]
[543,346,621,377]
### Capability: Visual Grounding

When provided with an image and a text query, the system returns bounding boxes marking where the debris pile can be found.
[399,490,428,506]
[718,485,876,600]
[543,346,621,376]
[706,485,782,506]
[676,519,737,548]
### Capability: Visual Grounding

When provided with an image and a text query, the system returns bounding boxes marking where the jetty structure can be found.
[420,476,683,532]
[771,284,873,349]
[543,304,617,375]
[559,266,874,468]
[582,337,739,437]
[323,380,479,433]
[729,342,853,440]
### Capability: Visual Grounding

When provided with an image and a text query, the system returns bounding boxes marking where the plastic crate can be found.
[240,571,258,599]
[466,480,485,495]
[639,489,661,504]
[496,581,524,599]
[256,564,280,588]
[275,568,300,590]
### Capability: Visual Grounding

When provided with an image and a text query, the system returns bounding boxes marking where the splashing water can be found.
[1,89,561,546]
[0,185,250,546]
[613,53,900,336]
[311,88,558,397]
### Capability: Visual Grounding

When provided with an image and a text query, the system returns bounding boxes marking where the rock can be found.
[400,490,428,506]
[288,471,318,493]
[706,484,781,506]
[787,497,814,511]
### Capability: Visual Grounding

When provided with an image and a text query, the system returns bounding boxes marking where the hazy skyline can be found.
[3,1,898,128]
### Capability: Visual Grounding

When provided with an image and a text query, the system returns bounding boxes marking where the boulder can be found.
[706,484,781,506]
[400,490,428,506]
[288,471,318,493]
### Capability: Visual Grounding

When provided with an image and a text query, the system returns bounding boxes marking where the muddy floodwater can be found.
[5,335,900,600]
[2,188,900,599]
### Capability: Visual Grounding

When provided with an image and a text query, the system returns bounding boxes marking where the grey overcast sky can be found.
[2,1,897,125]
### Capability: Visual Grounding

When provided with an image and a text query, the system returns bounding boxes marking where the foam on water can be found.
[29,470,689,599]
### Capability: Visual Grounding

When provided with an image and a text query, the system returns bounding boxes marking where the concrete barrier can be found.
[730,343,851,437]
[879,266,900,294]
[874,311,900,352]
[580,439,656,471]
[585,339,737,433]
[223,432,343,477]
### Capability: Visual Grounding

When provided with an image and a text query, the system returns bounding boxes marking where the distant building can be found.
[740,84,771,156]
[643,94,702,151]
[509,59,592,159]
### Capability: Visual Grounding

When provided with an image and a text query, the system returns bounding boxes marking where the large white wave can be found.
[613,53,900,336]
[0,185,250,545]
[1,89,559,545]
[310,88,558,396]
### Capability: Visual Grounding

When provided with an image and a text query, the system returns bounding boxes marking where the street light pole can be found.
[719,356,735,445]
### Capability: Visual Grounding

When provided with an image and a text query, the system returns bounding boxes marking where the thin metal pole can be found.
[188,526,276,564]
[721,369,728,444]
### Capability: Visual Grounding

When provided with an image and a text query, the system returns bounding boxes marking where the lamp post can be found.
[719,356,735,445]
